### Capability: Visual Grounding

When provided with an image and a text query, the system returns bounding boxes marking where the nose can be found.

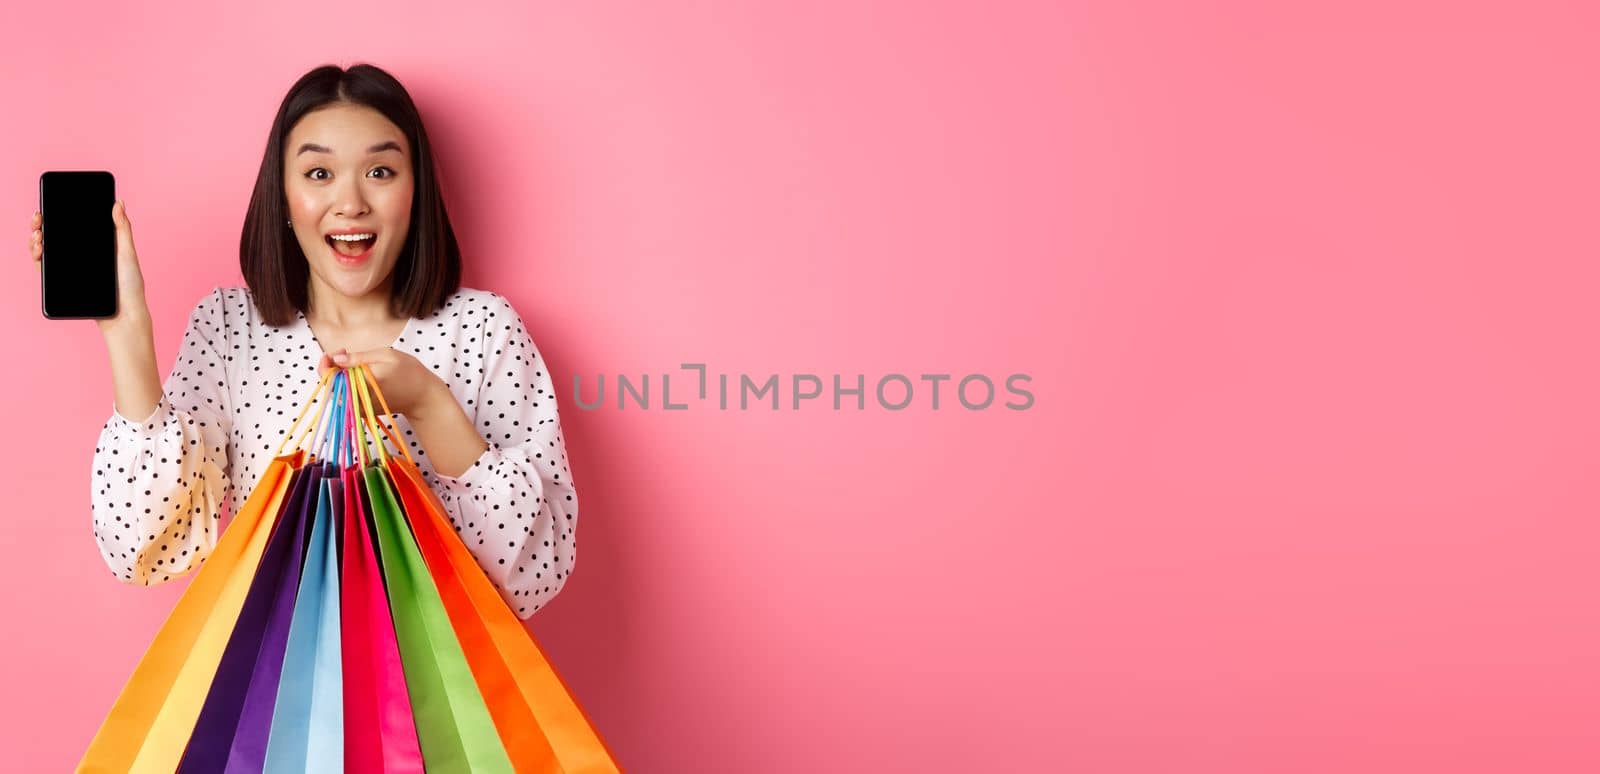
[332,175,370,219]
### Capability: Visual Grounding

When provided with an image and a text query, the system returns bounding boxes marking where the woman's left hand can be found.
[317,347,449,419]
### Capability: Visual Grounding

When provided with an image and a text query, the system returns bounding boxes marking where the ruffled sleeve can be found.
[90,286,233,584]
[423,292,580,619]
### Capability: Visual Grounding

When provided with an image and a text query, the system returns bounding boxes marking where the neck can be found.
[306,275,396,328]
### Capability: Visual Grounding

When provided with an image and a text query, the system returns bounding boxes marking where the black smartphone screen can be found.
[40,170,117,319]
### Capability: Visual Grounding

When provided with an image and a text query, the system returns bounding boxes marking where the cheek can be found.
[284,187,321,220]
[381,187,414,242]
[380,184,414,215]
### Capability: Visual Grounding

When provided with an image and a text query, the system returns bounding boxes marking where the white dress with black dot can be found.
[90,285,579,619]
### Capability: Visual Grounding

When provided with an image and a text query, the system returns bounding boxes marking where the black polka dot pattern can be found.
[90,285,580,619]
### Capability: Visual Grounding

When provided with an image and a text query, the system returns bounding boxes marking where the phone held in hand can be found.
[40,170,117,320]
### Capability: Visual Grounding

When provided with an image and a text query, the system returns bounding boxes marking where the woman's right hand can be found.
[29,200,152,335]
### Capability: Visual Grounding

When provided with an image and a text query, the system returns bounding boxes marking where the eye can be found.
[305,168,330,181]
[369,166,396,179]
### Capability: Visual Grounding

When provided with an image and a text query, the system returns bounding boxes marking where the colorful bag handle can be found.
[347,363,417,468]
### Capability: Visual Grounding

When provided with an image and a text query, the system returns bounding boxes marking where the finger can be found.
[31,211,40,227]
[316,349,353,378]
[112,200,135,258]
[344,348,392,365]
[318,352,344,375]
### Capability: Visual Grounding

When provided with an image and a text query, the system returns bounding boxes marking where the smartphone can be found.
[40,170,117,320]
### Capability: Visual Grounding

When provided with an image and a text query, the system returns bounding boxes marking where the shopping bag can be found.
[342,457,426,773]
[327,367,425,774]
[389,458,619,772]
[177,460,322,773]
[345,368,515,772]
[356,364,622,772]
[190,370,357,771]
[262,376,349,773]
[77,371,337,774]
[84,365,623,773]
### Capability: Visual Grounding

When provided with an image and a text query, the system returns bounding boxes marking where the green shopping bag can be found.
[350,365,515,773]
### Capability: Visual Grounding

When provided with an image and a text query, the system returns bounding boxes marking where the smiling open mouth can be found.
[326,233,376,258]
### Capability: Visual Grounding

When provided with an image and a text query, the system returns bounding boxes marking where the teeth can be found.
[330,233,375,241]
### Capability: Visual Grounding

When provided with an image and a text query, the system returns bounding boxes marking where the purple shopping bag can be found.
[177,461,324,773]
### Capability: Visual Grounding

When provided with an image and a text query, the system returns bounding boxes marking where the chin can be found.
[314,262,390,297]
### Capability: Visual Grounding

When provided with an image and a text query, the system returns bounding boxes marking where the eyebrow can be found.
[294,140,404,157]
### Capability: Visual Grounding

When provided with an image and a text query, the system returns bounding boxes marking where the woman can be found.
[26,63,578,619]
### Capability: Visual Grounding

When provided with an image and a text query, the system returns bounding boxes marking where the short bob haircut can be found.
[240,63,461,327]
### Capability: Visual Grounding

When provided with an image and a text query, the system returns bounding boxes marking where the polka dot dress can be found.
[90,285,579,619]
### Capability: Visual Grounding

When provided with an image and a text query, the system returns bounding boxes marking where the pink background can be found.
[3,1,1598,771]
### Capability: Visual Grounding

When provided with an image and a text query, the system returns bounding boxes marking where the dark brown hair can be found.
[240,63,461,326]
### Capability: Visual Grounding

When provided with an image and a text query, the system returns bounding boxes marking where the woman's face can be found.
[283,102,414,302]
